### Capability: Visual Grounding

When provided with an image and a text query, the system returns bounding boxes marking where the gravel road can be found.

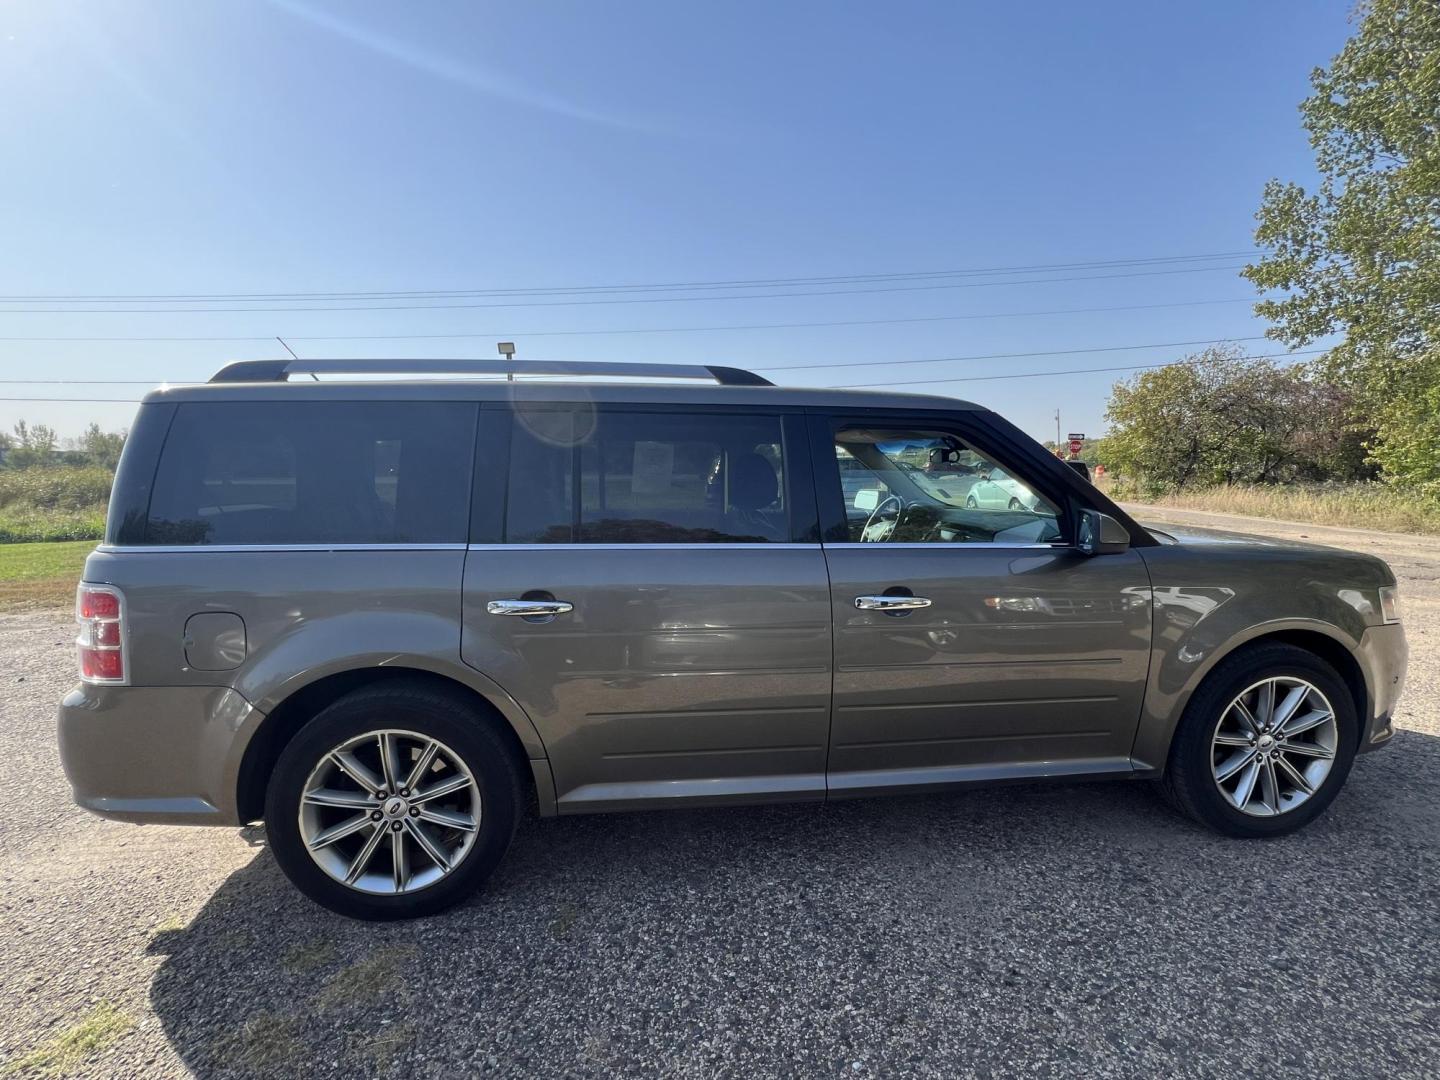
[1,509,1436,1078]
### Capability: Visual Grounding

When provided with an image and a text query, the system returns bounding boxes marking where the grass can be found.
[2,1003,131,1078]
[281,940,338,975]
[359,1021,417,1071]
[0,467,110,543]
[149,913,189,938]
[207,1012,307,1073]
[1116,482,1440,536]
[0,540,93,612]
[313,945,416,1011]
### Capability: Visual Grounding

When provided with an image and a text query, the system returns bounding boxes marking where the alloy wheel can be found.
[297,729,481,895]
[1210,677,1338,817]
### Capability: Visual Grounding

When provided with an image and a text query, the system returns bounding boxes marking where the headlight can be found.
[1379,584,1401,624]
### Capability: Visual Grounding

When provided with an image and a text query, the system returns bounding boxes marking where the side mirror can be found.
[1065,460,1091,482]
[1077,509,1130,556]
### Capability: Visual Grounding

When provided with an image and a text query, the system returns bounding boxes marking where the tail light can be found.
[76,584,126,684]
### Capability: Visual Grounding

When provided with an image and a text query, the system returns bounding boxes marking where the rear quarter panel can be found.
[79,548,546,815]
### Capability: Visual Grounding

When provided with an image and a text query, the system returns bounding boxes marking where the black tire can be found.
[1007,497,1023,511]
[1162,643,1358,837]
[264,681,523,920]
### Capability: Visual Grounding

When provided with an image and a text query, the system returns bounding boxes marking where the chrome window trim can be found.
[467,542,821,551]
[823,542,1072,551]
[97,543,469,554]
[98,541,1068,553]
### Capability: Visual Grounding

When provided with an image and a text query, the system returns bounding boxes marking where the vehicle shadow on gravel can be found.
[148,735,1440,1079]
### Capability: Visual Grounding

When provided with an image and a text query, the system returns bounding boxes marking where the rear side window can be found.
[143,403,475,545]
[505,409,789,543]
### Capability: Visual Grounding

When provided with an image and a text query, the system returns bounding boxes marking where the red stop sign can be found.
[1068,439,1083,455]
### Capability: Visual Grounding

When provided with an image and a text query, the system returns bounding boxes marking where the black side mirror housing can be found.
[1065,460,1091,482]
[1077,509,1130,556]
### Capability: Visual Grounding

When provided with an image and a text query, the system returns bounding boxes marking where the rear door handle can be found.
[854,595,932,611]
[487,599,574,616]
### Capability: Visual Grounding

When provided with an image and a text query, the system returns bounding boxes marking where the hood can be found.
[1140,521,1333,552]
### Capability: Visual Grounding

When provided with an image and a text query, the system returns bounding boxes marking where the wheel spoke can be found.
[411,773,472,805]
[1274,753,1314,796]
[1278,738,1335,760]
[344,823,388,883]
[303,787,375,810]
[403,740,440,793]
[1214,732,1253,748]
[1231,700,1261,736]
[1257,681,1277,729]
[1216,748,1258,783]
[404,819,452,872]
[307,812,375,850]
[391,828,410,892]
[418,806,477,832]
[1231,759,1261,810]
[330,750,384,796]
[1271,684,1309,732]
[1261,759,1282,814]
[1280,709,1332,738]
[378,733,403,793]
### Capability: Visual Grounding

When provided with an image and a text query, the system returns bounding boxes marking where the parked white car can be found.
[963,466,1045,511]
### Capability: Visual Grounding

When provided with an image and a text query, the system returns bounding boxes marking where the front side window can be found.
[832,426,1062,544]
[505,410,789,543]
[144,402,475,544]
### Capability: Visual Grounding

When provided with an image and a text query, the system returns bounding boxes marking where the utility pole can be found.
[1054,409,1061,451]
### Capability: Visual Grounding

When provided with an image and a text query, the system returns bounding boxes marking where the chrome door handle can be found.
[487,599,574,617]
[854,595,932,611]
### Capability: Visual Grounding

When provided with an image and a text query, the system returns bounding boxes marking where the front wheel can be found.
[264,682,522,920]
[1162,643,1358,837]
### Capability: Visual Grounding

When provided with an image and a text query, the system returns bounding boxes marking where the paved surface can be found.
[1,509,1436,1078]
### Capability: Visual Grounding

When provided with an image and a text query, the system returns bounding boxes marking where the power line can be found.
[0,349,1324,402]
[0,396,144,402]
[833,350,1324,388]
[0,263,1251,314]
[756,336,1268,372]
[0,296,1258,342]
[0,251,1261,302]
[0,334,1277,384]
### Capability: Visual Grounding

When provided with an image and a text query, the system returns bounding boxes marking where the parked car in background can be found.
[58,359,1407,919]
[960,464,1046,511]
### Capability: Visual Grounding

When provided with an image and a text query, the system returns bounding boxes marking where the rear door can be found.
[811,410,1152,796]
[461,402,833,812]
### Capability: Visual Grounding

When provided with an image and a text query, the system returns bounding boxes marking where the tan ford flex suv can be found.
[58,359,1407,919]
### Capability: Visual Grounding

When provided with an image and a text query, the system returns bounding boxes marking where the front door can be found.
[462,403,832,812]
[812,412,1152,795]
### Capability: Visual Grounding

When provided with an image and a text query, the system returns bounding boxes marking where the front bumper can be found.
[1356,623,1407,752]
[57,683,263,825]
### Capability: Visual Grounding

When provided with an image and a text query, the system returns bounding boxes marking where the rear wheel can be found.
[264,682,522,920]
[1162,643,1358,837]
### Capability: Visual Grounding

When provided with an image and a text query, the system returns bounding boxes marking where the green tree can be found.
[6,420,58,469]
[77,422,127,471]
[1102,347,1367,494]
[1243,0,1440,498]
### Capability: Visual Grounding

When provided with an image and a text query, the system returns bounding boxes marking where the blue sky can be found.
[0,1,1351,442]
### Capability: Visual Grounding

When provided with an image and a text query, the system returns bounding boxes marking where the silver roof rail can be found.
[209,358,774,387]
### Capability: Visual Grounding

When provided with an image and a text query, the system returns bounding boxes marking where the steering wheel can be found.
[860,493,906,542]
